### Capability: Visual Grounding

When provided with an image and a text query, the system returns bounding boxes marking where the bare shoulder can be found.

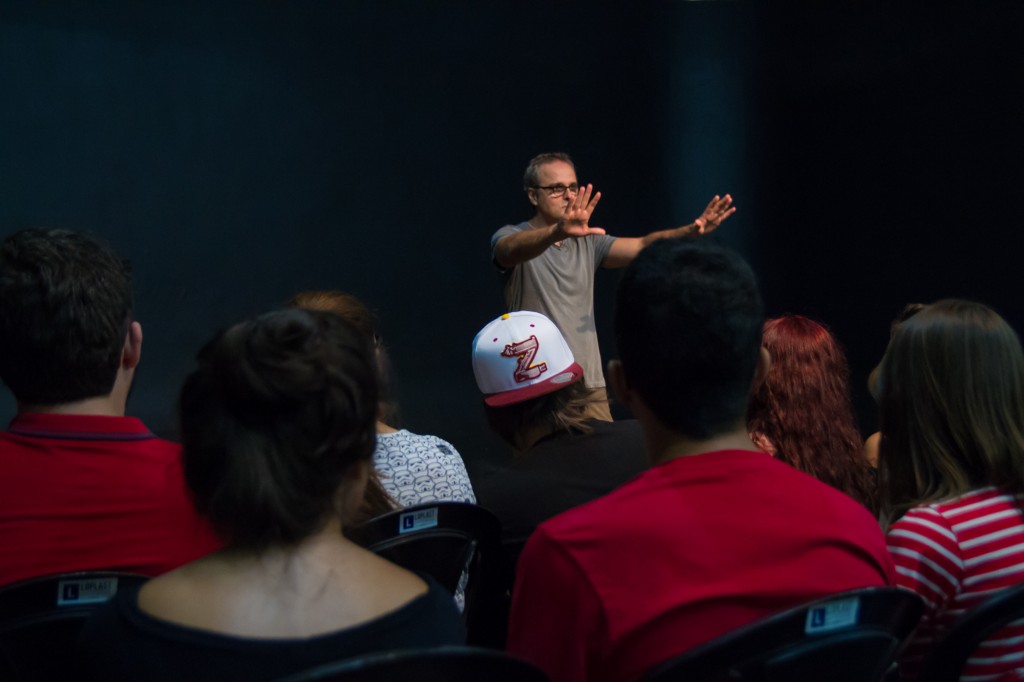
[356,547,429,599]
[136,547,431,638]
[136,554,227,624]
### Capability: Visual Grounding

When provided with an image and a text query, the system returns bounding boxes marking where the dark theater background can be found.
[2,2,1022,475]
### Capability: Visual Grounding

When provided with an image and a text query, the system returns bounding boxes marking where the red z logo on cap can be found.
[502,335,547,383]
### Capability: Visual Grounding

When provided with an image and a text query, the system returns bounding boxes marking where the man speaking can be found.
[491,152,735,420]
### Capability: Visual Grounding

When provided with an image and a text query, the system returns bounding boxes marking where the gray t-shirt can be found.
[491,222,616,389]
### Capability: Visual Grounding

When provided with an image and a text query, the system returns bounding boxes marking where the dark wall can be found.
[2,2,1021,474]
[1,2,740,474]
[748,4,1024,433]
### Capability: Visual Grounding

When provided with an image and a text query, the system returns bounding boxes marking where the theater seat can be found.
[272,646,548,681]
[0,571,149,682]
[641,587,924,682]
[349,502,511,647]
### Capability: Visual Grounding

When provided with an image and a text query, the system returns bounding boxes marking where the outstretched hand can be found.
[692,194,735,236]
[556,183,605,239]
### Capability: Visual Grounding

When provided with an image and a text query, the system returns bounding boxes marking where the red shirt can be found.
[507,449,895,682]
[888,487,1024,681]
[0,413,221,586]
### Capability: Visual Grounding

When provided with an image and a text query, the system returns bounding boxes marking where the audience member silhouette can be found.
[78,309,465,681]
[290,291,475,509]
[879,299,1024,681]
[471,311,646,562]
[864,303,926,468]
[0,228,219,586]
[506,240,894,682]
[747,315,877,512]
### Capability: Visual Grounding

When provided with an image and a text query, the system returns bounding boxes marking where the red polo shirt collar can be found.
[7,413,157,441]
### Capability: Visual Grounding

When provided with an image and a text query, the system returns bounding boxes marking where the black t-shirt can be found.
[476,419,649,562]
[77,576,465,681]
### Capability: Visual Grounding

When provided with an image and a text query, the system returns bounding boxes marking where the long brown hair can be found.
[288,290,398,521]
[748,315,877,512]
[867,303,927,403]
[485,380,597,453]
[877,299,1024,526]
[288,290,399,427]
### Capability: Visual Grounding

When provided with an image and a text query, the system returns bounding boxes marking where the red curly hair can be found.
[747,315,877,512]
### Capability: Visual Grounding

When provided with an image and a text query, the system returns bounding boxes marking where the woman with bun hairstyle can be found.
[747,315,877,512]
[79,309,464,681]
[879,299,1024,681]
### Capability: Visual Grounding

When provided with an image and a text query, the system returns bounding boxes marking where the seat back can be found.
[0,571,149,682]
[918,581,1024,682]
[349,502,511,646]
[641,587,924,682]
[272,646,549,682]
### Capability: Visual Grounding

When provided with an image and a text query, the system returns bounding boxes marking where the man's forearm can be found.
[494,224,563,269]
[602,222,701,268]
[603,194,734,268]
[639,222,701,248]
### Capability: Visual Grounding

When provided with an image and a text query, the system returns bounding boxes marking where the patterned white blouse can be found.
[373,430,476,508]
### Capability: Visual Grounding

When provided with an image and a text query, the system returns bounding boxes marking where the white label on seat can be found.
[399,507,439,534]
[57,577,119,606]
[804,596,860,634]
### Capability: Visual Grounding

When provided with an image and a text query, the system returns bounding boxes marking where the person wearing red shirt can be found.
[0,228,219,586]
[506,240,895,682]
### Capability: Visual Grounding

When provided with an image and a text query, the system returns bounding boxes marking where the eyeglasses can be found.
[532,183,579,198]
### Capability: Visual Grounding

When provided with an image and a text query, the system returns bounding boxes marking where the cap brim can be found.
[483,363,584,407]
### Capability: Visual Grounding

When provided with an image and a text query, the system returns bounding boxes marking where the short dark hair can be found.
[179,308,379,551]
[0,228,133,405]
[614,239,763,438]
[523,152,574,191]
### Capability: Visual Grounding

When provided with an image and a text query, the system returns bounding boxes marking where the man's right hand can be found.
[554,184,605,240]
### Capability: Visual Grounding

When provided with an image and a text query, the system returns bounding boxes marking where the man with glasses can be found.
[491,152,735,420]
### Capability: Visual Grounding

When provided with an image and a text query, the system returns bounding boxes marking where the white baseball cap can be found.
[472,311,584,407]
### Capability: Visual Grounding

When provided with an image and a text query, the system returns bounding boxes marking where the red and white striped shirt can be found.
[887,487,1024,681]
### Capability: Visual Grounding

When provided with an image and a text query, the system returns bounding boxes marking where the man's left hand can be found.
[692,194,736,235]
